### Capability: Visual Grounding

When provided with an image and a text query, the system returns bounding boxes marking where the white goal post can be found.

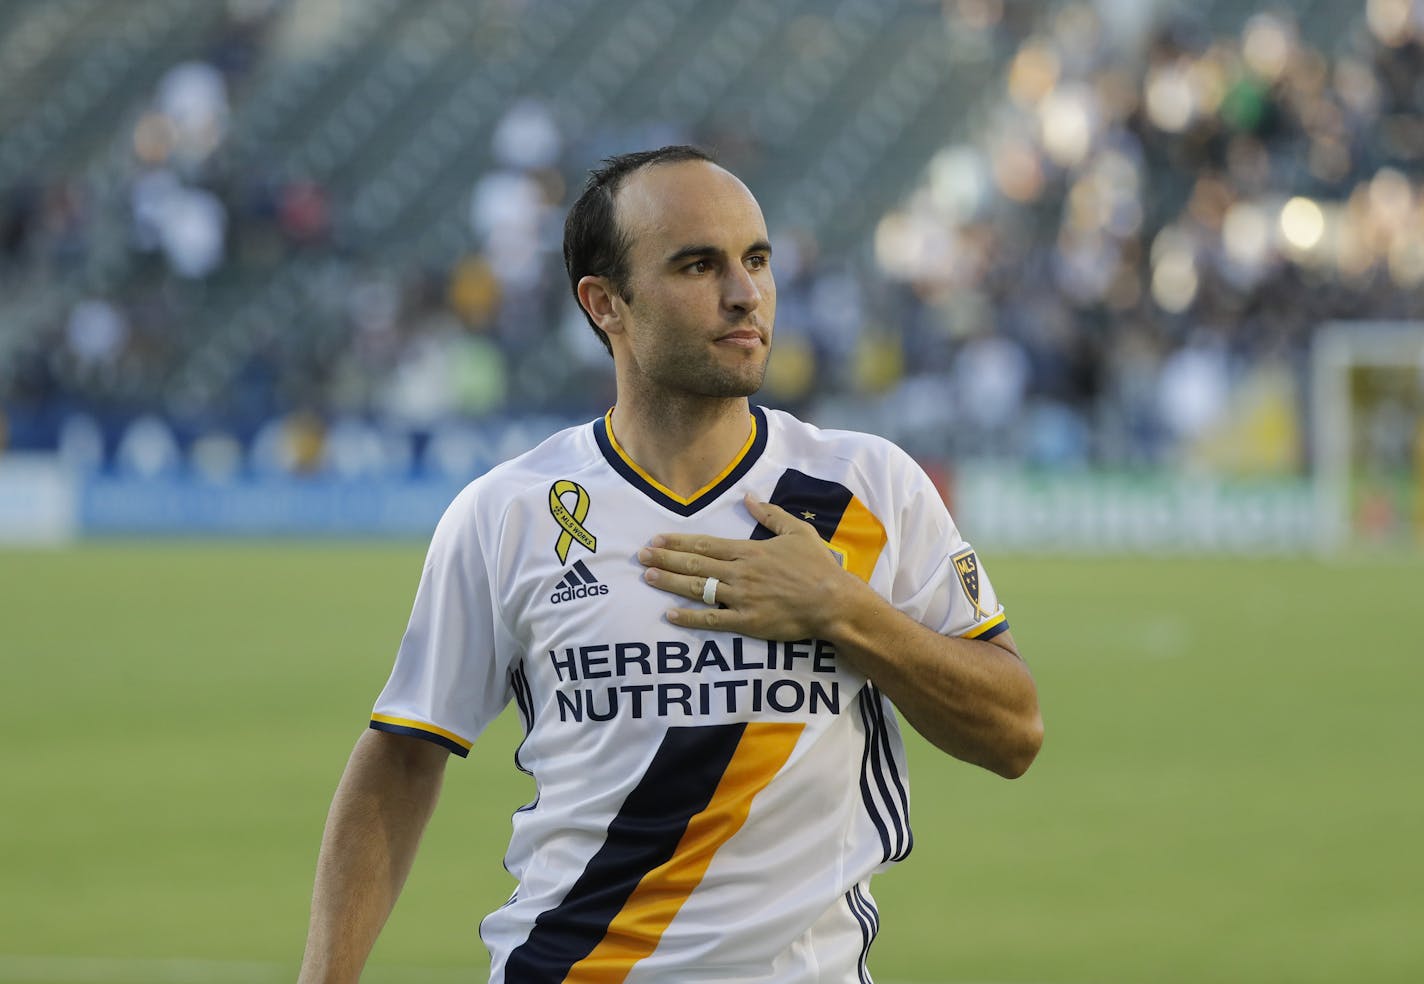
[1311,321,1424,552]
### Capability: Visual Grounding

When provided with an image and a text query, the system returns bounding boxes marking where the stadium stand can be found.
[1,0,1421,491]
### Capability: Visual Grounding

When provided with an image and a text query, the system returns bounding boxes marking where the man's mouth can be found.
[716,328,763,347]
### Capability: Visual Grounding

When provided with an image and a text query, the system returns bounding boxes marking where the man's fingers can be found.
[744,495,812,536]
[666,605,743,632]
[638,546,732,580]
[646,533,745,561]
[643,567,724,605]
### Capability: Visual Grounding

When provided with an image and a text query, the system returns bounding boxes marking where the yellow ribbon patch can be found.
[550,480,597,563]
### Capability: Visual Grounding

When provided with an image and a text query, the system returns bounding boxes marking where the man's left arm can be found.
[638,496,1042,779]
[815,584,1040,778]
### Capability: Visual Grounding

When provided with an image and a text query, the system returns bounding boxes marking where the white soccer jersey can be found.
[372,406,1009,983]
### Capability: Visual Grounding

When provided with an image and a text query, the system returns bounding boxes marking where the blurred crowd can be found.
[862,0,1424,473]
[1,0,1422,482]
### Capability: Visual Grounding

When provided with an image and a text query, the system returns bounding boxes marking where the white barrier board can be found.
[0,454,78,545]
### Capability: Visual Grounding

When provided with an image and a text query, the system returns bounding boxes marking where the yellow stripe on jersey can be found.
[569,721,804,981]
[369,713,473,752]
[962,610,1007,640]
[603,409,758,506]
[828,494,888,583]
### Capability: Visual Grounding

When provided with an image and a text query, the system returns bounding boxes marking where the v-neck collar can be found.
[593,405,769,516]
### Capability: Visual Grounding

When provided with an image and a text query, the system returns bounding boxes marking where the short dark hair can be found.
[563,145,717,356]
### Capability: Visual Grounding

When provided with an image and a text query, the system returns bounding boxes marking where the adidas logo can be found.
[550,559,610,604]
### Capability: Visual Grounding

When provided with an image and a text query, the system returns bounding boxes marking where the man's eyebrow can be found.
[665,244,722,265]
[665,240,774,265]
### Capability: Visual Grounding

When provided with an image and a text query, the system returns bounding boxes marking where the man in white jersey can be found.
[299,146,1042,983]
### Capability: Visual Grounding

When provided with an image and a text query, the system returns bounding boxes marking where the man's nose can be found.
[722,263,763,313]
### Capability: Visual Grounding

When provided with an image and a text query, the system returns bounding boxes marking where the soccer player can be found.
[299,146,1042,983]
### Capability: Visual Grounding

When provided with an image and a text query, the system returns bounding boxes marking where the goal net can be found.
[1312,322,1424,552]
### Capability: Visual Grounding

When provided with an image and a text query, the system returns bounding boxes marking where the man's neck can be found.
[609,396,754,500]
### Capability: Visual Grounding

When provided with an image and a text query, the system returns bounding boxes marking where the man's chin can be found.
[715,367,767,399]
[657,354,768,399]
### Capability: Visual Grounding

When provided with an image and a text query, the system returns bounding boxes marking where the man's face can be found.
[608,160,776,399]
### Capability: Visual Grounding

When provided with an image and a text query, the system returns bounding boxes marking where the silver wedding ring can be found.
[702,576,720,606]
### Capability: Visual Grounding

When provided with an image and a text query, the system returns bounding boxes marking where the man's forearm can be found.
[823,576,1042,778]
[299,729,448,984]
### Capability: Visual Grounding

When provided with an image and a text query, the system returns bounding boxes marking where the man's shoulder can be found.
[444,419,600,515]
[763,406,915,472]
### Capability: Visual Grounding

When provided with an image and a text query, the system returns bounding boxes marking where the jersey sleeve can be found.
[886,454,1009,642]
[370,484,513,757]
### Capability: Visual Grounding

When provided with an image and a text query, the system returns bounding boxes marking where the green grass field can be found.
[2,544,1420,983]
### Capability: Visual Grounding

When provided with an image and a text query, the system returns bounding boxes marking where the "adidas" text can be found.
[551,582,610,604]
[551,560,609,604]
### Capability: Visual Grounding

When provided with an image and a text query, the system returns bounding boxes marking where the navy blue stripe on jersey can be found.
[862,688,900,860]
[510,661,535,778]
[855,883,880,938]
[845,889,873,984]
[976,617,1010,642]
[368,720,470,757]
[857,686,912,863]
[855,885,880,978]
[511,660,533,731]
[571,559,598,585]
[750,468,853,543]
[846,884,879,984]
[856,687,894,861]
[503,723,747,981]
[593,406,769,516]
[507,669,542,859]
[869,685,913,862]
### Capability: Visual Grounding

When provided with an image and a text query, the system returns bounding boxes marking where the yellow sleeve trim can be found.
[370,713,473,751]
[961,610,1008,640]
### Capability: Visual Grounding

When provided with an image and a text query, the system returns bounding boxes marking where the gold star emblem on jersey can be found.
[801,510,816,520]
[952,547,989,620]
[550,480,597,563]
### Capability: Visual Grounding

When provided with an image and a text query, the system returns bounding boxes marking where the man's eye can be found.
[687,260,711,274]
[746,254,769,270]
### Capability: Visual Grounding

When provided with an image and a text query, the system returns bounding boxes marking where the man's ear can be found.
[577,276,624,337]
